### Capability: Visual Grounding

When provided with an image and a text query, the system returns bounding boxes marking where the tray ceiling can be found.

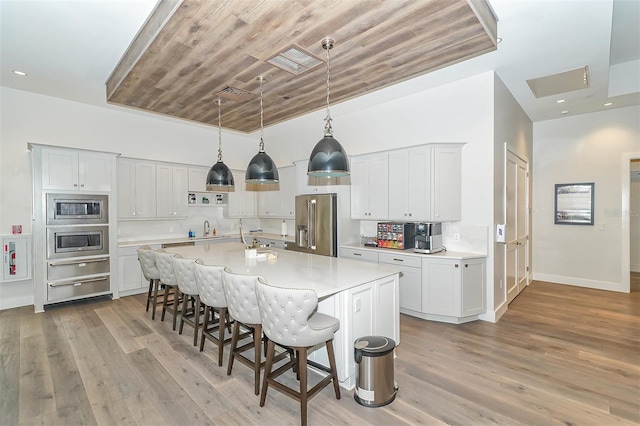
[106,0,497,133]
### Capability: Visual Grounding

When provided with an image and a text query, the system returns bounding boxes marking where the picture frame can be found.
[554,182,594,225]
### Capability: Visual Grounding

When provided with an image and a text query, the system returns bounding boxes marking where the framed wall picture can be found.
[554,182,594,225]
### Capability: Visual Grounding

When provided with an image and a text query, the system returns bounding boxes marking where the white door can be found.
[506,150,529,303]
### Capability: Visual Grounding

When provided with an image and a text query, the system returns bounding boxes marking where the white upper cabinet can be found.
[156,164,188,218]
[188,166,210,192]
[350,152,389,220]
[117,158,156,219]
[357,143,462,222]
[388,146,430,221]
[257,165,295,218]
[226,170,256,218]
[430,146,462,222]
[42,147,112,192]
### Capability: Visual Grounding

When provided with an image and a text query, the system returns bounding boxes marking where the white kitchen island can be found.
[167,242,400,390]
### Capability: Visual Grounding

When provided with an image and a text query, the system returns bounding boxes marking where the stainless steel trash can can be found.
[354,335,398,407]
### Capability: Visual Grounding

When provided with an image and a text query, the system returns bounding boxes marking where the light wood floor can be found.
[1,274,638,425]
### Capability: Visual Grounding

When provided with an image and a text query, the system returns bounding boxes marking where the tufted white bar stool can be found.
[193,259,234,366]
[155,249,182,331]
[171,254,202,346]
[221,268,267,395]
[222,268,291,395]
[137,246,162,320]
[256,281,341,426]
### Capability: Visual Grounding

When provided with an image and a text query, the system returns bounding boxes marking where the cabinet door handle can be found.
[455,264,459,268]
[353,252,362,256]
[393,258,404,262]
[80,184,85,188]
[465,264,468,268]
[73,183,78,187]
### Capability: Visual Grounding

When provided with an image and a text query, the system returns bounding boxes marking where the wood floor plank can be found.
[60,310,137,426]
[18,310,58,426]
[41,311,97,425]
[94,306,145,354]
[0,307,23,426]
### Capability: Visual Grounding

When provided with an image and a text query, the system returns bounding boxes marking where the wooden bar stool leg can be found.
[172,288,180,331]
[260,339,275,407]
[299,348,308,426]
[193,295,201,346]
[227,321,240,376]
[151,280,160,320]
[253,324,262,395]
[200,305,210,352]
[326,340,341,399]
[217,307,227,366]
[146,279,153,312]
[161,284,170,321]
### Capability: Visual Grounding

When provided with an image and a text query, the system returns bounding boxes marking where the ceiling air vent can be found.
[217,86,256,102]
[266,44,323,75]
[526,66,590,98]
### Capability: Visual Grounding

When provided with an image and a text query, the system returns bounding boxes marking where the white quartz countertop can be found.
[340,243,486,260]
[119,232,293,248]
[166,242,400,299]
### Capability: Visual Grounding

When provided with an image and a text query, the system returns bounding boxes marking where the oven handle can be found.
[48,276,108,287]
[48,257,109,267]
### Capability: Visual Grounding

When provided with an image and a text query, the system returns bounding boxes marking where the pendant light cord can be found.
[324,38,334,137]
[217,99,223,162]
[259,77,265,152]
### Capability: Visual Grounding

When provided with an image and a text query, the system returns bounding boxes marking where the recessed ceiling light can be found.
[560,110,569,115]
[604,102,614,106]
[556,99,565,103]
[12,70,27,76]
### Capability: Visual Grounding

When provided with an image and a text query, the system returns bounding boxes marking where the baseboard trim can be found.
[532,273,626,293]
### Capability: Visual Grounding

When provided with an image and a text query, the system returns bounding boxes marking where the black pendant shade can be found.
[246,76,279,184]
[308,134,349,177]
[206,160,235,190]
[245,149,279,183]
[307,37,350,178]
[206,98,234,190]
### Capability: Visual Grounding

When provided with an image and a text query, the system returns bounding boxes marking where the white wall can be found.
[532,106,640,291]
[493,73,533,316]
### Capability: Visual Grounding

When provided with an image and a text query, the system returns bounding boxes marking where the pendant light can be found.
[245,76,279,184]
[308,37,349,178]
[206,98,235,190]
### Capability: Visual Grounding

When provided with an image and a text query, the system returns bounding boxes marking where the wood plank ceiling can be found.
[106,0,497,133]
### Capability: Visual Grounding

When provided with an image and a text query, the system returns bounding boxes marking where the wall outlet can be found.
[169,226,174,232]
[453,233,460,241]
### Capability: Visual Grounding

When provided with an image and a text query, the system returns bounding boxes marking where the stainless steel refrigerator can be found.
[286,193,337,257]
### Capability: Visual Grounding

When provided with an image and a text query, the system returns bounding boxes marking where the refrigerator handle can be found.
[308,199,316,249]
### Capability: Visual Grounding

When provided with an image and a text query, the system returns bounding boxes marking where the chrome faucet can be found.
[204,220,210,237]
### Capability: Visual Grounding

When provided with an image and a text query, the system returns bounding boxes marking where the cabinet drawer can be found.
[378,252,421,268]
[47,275,110,302]
[47,257,110,281]
[341,248,378,263]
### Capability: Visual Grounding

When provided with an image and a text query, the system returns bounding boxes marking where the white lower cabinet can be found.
[378,252,422,313]
[421,256,486,322]
[341,245,486,323]
[118,245,160,295]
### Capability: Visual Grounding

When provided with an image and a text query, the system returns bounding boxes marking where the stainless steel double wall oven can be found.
[45,193,111,303]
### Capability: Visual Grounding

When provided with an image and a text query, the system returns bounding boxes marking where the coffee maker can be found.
[413,223,444,254]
